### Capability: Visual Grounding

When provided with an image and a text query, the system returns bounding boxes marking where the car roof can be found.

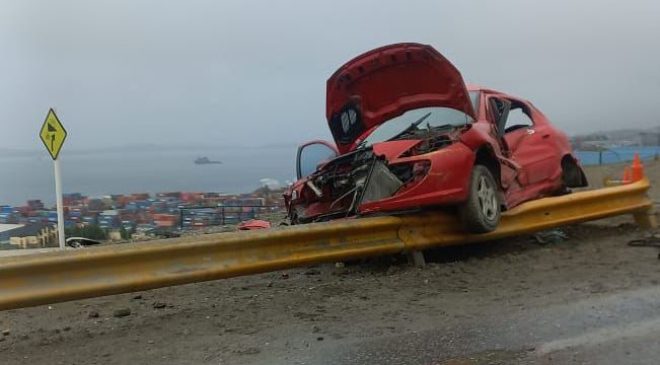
[466,84,525,101]
[466,83,496,93]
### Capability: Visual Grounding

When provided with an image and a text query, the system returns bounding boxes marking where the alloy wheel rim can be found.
[477,176,498,221]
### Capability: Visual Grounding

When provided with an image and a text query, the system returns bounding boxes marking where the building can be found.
[27,200,45,210]
[4,223,58,249]
[107,229,123,241]
[0,224,24,244]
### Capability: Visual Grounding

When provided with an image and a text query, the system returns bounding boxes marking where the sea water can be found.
[0,145,296,206]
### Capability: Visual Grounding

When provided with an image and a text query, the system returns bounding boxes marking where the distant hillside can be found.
[572,126,660,149]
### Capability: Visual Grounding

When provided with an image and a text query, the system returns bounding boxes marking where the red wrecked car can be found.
[284,43,586,233]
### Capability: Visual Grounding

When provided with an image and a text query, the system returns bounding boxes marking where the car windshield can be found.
[360,106,474,146]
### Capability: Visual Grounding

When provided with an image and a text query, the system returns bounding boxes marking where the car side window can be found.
[503,102,534,134]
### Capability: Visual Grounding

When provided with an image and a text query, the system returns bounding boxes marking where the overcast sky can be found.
[1,0,659,150]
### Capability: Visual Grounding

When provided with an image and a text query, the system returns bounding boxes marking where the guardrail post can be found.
[407,250,426,267]
[633,209,658,229]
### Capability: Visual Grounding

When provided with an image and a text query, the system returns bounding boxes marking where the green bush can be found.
[65,224,107,240]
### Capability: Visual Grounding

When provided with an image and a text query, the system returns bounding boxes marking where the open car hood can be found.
[326,43,475,154]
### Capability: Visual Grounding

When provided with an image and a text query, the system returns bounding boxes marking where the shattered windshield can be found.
[360,106,474,146]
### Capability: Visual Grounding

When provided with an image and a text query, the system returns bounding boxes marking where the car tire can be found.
[459,165,501,233]
[561,158,587,188]
[553,158,588,196]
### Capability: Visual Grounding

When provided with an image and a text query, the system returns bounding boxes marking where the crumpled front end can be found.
[289,148,406,224]
[286,146,432,224]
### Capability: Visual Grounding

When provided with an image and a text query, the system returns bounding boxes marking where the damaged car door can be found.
[497,97,559,188]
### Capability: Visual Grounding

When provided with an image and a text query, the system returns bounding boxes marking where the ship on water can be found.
[194,157,222,165]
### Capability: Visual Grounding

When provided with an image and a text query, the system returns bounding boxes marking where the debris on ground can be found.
[533,229,568,244]
[112,308,131,318]
[627,231,660,258]
[628,231,660,247]
[304,268,321,276]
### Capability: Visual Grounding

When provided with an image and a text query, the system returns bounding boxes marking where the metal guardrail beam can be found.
[0,178,654,310]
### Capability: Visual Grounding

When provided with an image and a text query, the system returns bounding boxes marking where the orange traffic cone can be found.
[623,166,632,184]
[631,153,645,182]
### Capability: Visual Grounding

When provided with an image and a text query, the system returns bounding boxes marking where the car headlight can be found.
[340,108,358,133]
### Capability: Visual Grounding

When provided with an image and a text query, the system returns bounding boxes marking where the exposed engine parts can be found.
[290,147,416,223]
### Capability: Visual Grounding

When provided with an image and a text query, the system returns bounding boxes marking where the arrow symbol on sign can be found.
[46,123,58,152]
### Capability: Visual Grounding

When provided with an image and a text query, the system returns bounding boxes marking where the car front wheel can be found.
[459,165,501,233]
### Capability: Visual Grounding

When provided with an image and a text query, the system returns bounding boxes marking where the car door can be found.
[485,96,520,191]
[296,141,338,180]
[498,98,558,186]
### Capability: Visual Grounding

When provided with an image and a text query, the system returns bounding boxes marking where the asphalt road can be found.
[317,284,660,365]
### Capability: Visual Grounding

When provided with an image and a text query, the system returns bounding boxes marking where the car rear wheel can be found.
[561,157,588,188]
[553,157,588,195]
[459,165,501,233]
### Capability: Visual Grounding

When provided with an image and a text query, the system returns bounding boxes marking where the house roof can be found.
[0,224,23,234]
[6,223,54,238]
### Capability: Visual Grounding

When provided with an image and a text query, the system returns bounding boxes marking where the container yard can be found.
[0,187,286,247]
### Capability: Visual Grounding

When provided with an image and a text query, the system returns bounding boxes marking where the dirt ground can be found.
[1,161,659,365]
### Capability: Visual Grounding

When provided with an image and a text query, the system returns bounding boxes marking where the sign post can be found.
[39,108,68,249]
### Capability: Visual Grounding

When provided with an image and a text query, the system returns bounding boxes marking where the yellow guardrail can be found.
[0,178,654,310]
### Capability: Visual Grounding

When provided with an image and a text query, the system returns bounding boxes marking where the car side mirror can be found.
[296,141,338,180]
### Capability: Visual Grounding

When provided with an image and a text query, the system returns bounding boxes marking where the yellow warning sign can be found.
[39,108,68,160]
